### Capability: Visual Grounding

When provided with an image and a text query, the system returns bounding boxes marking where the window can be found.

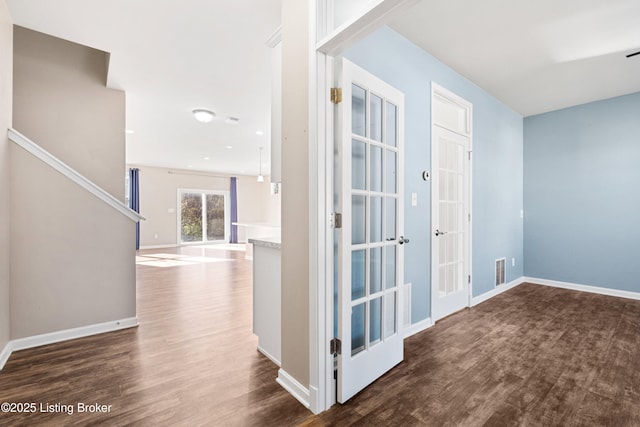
[178,189,229,244]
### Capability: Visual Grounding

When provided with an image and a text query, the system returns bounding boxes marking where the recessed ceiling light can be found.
[225,117,240,125]
[125,129,135,134]
[188,165,193,168]
[226,145,233,149]
[256,130,264,135]
[193,109,216,123]
[203,157,210,160]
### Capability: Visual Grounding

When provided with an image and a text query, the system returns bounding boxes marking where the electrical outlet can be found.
[512,257,515,267]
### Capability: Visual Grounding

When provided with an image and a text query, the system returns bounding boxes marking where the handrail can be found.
[8,128,145,223]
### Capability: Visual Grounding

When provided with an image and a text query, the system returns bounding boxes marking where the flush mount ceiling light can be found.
[257,147,264,182]
[192,109,215,123]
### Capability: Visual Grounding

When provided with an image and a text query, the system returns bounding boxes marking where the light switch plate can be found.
[411,193,418,207]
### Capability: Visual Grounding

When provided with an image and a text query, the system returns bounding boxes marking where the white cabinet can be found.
[250,238,281,365]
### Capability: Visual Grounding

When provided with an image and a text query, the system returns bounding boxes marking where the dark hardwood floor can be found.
[1,246,640,426]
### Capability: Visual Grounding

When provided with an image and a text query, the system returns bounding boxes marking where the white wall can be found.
[0,0,12,354]
[131,165,280,248]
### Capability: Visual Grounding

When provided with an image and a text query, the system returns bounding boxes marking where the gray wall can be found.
[345,27,524,322]
[13,26,125,199]
[524,92,640,291]
[10,27,135,339]
[131,165,280,247]
[0,0,12,354]
[281,0,310,388]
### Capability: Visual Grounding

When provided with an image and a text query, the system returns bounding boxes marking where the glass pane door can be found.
[337,59,404,403]
[179,190,229,244]
[349,82,400,356]
[206,194,225,241]
[181,192,204,242]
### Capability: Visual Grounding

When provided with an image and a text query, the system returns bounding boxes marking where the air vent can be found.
[495,258,506,286]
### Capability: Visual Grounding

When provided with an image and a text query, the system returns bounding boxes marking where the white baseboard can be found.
[10,317,138,353]
[277,368,310,409]
[0,341,11,371]
[524,277,640,301]
[471,276,525,307]
[139,244,178,250]
[403,317,433,339]
[308,385,320,414]
[257,345,281,367]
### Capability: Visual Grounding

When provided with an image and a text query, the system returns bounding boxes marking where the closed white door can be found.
[336,59,405,403]
[431,85,472,322]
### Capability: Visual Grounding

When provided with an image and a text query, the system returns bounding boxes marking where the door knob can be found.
[399,236,410,245]
[435,229,447,236]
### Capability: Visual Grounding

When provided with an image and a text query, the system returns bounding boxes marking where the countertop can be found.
[249,237,281,249]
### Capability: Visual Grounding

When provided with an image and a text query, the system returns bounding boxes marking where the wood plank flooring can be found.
[1,246,640,426]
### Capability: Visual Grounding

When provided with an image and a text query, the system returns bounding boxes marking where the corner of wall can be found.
[0,0,14,364]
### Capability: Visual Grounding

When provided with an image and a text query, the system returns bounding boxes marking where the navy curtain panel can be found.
[230,177,238,243]
[129,168,140,250]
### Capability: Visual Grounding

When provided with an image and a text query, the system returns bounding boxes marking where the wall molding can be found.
[8,128,144,223]
[524,277,640,301]
[257,346,281,367]
[0,341,11,371]
[308,385,320,415]
[9,317,138,354]
[471,277,525,307]
[277,369,310,409]
[403,317,433,339]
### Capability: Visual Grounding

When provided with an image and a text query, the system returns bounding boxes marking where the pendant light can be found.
[257,147,264,182]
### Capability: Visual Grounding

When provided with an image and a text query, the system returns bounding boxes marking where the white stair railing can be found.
[8,128,144,223]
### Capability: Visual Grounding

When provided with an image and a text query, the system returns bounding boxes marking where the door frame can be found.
[309,0,419,414]
[430,83,473,321]
[176,188,230,246]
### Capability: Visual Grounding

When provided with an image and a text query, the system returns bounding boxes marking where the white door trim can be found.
[430,83,473,322]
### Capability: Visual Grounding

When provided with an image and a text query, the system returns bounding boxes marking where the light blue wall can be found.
[344,27,524,323]
[524,92,640,292]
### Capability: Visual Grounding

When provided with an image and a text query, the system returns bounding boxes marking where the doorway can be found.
[430,84,473,322]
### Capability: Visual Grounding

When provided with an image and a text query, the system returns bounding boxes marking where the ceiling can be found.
[7,0,281,176]
[390,0,640,116]
[6,0,640,175]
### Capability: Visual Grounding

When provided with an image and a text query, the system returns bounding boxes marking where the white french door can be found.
[336,59,404,403]
[431,85,472,322]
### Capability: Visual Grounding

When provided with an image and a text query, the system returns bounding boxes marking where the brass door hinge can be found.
[331,87,342,104]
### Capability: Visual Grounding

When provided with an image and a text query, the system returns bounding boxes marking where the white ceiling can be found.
[390,0,640,116]
[7,0,281,176]
[6,0,640,175]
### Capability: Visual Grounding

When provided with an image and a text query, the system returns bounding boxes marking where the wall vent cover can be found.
[495,258,506,286]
